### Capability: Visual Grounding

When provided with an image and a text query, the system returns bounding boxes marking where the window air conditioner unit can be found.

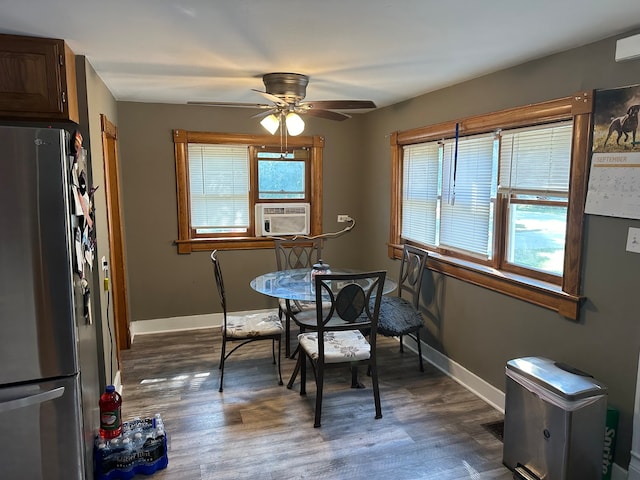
[255,203,310,236]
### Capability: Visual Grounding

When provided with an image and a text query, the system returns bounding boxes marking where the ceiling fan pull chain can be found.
[279,112,285,155]
[285,118,289,154]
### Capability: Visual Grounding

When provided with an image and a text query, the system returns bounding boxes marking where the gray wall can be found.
[116,31,640,467]
[82,58,120,388]
[116,104,368,322]
[359,31,640,468]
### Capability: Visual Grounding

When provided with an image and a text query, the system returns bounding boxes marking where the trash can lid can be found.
[506,356,607,401]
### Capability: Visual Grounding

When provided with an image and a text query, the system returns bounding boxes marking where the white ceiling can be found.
[1,0,640,110]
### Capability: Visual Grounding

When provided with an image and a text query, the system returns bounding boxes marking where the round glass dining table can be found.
[250,268,397,302]
[251,268,396,390]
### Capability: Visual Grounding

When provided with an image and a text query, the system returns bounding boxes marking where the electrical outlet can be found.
[337,214,350,223]
[626,227,640,253]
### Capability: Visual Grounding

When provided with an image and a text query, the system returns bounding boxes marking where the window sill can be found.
[175,237,277,253]
[390,245,583,320]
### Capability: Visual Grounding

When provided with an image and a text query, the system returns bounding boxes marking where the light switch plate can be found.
[626,227,640,253]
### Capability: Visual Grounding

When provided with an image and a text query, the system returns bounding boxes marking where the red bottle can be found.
[99,385,122,439]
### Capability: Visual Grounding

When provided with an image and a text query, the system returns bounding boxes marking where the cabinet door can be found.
[0,34,78,123]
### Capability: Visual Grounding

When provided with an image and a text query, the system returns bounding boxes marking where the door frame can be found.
[101,114,131,360]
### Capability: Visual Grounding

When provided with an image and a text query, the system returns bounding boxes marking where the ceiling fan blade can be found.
[251,109,279,119]
[303,109,351,121]
[251,89,289,107]
[188,101,272,109]
[300,100,376,110]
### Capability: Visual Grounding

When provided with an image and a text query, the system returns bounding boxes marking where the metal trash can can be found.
[502,357,608,480]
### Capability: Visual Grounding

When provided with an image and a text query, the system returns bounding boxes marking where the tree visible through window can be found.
[257,152,306,200]
[499,123,573,278]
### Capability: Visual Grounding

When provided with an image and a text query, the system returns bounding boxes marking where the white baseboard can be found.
[628,449,640,480]
[129,309,273,340]
[401,336,629,479]
[130,313,221,339]
[129,312,628,477]
[112,370,122,394]
[614,462,629,480]
[133,313,505,410]
[400,335,505,412]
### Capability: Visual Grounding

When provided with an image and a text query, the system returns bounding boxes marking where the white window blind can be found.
[401,142,440,245]
[499,122,573,195]
[440,134,496,257]
[188,144,249,231]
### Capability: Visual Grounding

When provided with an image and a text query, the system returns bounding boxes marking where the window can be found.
[439,133,497,258]
[390,93,593,320]
[188,143,250,235]
[174,130,324,252]
[499,123,573,280]
[257,151,306,200]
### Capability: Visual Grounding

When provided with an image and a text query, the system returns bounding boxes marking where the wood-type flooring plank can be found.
[120,328,512,480]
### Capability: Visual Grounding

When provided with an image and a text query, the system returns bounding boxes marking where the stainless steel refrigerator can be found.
[0,125,101,479]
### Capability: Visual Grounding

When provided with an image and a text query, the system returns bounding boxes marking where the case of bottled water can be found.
[94,414,168,480]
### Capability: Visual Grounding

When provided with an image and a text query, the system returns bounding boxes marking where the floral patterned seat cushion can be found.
[298,330,371,363]
[225,312,283,338]
[376,296,423,336]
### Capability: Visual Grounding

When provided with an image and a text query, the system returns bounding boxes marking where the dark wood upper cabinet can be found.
[0,33,79,123]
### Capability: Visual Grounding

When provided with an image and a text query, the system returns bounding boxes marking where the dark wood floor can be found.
[120,328,512,480]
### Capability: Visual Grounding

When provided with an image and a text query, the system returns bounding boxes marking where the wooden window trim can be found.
[173,130,324,253]
[389,92,593,320]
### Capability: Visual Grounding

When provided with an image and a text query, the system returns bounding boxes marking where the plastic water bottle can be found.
[154,413,170,450]
[99,385,122,439]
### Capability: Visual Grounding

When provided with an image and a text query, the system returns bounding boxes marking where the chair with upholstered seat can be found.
[210,250,283,392]
[273,238,323,357]
[377,244,428,371]
[289,270,386,427]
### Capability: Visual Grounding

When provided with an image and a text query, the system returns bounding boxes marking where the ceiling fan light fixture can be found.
[285,112,305,136]
[260,114,280,135]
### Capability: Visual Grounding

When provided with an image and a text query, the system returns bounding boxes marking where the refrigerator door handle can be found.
[0,386,65,414]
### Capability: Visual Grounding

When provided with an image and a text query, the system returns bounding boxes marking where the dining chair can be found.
[273,238,323,357]
[210,250,283,392]
[376,244,428,371]
[289,270,386,428]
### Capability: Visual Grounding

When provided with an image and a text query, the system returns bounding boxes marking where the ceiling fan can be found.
[188,72,377,135]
